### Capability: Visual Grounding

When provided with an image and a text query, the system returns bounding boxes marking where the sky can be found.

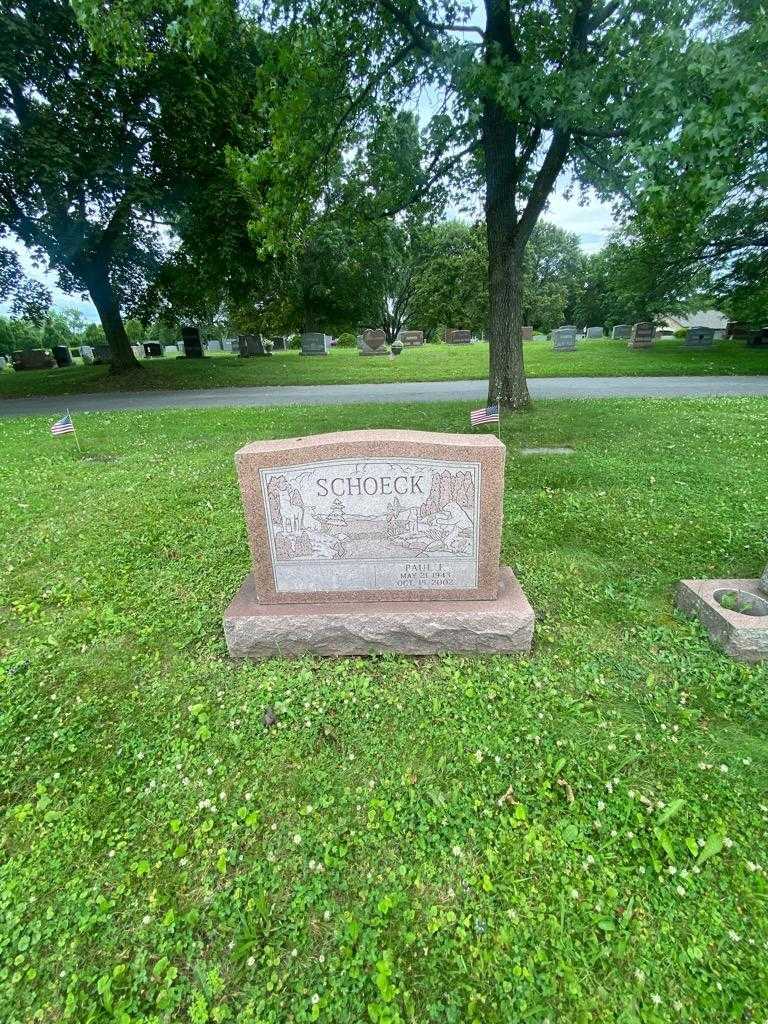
[1,182,616,322]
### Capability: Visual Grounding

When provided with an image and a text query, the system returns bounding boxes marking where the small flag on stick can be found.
[51,411,82,451]
[51,413,75,436]
[470,403,500,427]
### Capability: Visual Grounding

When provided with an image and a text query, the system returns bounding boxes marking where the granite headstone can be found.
[181,327,204,358]
[300,333,331,356]
[53,345,73,367]
[629,322,655,348]
[552,327,577,351]
[224,429,534,657]
[360,329,388,356]
[446,329,472,344]
[685,326,715,348]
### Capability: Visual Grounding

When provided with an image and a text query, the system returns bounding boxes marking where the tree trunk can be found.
[487,234,529,409]
[483,97,531,411]
[82,259,140,372]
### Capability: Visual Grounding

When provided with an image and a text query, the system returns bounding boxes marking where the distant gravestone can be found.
[552,327,577,351]
[446,329,472,344]
[80,345,95,364]
[0,356,6,370]
[207,339,222,352]
[747,327,768,347]
[238,334,271,357]
[726,321,750,340]
[521,326,533,341]
[52,345,73,367]
[93,345,112,363]
[360,329,388,356]
[629,322,655,348]
[400,330,424,346]
[271,336,289,351]
[300,332,331,356]
[223,429,534,657]
[585,326,603,339]
[131,344,143,360]
[685,326,715,348]
[181,326,204,358]
[611,324,631,339]
[221,339,235,352]
[164,344,179,355]
[12,349,56,370]
[143,342,163,358]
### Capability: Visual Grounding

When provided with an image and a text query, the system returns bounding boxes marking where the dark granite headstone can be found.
[746,327,768,347]
[238,334,271,357]
[726,321,751,340]
[611,324,631,340]
[93,345,112,364]
[12,349,56,370]
[181,327,204,358]
[53,345,73,367]
[271,336,289,351]
[143,342,163,358]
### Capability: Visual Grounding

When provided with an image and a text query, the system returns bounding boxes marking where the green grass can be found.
[2,397,768,1022]
[2,337,768,399]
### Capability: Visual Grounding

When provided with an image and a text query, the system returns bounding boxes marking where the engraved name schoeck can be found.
[316,474,425,498]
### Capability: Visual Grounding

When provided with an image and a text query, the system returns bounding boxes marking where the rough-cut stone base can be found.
[676,578,768,662]
[224,566,534,658]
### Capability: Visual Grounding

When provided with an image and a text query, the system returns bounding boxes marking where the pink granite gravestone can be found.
[224,429,534,657]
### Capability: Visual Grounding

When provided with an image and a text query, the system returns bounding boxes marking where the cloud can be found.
[543,180,616,254]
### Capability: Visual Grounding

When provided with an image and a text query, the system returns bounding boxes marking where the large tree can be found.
[609,3,768,324]
[228,0,709,407]
[0,0,267,371]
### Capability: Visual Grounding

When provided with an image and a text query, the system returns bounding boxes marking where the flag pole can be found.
[68,408,82,453]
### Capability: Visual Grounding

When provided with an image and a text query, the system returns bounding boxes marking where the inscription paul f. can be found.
[260,457,481,593]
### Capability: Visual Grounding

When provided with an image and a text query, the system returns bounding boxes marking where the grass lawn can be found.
[2,397,768,1022]
[2,337,768,399]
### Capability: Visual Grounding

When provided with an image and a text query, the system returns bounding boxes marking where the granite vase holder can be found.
[224,429,534,658]
[676,569,768,662]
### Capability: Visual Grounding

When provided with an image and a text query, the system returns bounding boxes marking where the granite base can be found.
[224,566,535,658]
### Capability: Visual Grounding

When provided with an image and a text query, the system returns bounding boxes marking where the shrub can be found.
[674,328,688,338]
[336,332,357,348]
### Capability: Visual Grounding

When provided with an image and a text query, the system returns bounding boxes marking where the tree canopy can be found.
[1,0,270,369]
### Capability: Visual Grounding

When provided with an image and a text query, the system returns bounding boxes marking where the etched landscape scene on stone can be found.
[262,458,479,590]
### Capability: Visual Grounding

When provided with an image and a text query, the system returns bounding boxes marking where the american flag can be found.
[51,413,75,436]
[470,404,500,426]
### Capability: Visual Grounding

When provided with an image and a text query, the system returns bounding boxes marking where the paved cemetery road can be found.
[2,375,768,417]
